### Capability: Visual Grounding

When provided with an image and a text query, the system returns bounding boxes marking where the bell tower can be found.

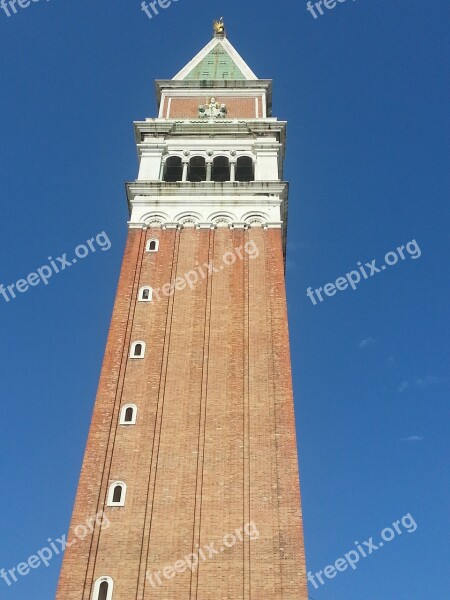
[56,21,308,600]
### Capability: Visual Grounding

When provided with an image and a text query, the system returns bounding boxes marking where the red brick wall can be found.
[55,227,307,600]
[165,97,258,119]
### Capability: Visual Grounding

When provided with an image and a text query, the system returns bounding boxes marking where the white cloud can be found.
[398,380,410,393]
[358,337,375,349]
[401,435,424,442]
[415,376,441,388]
[398,376,443,393]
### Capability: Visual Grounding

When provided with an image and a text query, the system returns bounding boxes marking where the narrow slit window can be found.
[93,577,114,600]
[146,239,159,252]
[130,341,146,359]
[98,581,109,600]
[120,404,137,425]
[112,486,122,503]
[107,482,126,507]
[138,287,152,302]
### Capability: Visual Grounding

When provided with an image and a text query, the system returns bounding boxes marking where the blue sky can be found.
[0,1,449,598]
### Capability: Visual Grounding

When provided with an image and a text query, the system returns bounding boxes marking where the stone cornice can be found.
[134,119,287,146]
[155,79,272,104]
[127,221,283,230]
[126,180,288,204]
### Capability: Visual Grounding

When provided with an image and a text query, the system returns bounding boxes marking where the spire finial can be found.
[213,17,225,37]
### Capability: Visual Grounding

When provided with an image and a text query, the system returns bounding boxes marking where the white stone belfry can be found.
[126,28,288,248]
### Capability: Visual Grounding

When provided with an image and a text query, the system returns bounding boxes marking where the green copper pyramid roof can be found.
[184,43,246,80]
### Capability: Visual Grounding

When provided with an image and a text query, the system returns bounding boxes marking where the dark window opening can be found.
[112,486,122,503]
[125,407,134,422]
[163,156,182,182]
[98,581,109,600]
[142,288,150,300]
[148,240,157,251]
[134,344,143,357]
[235,156,254,182]
[212,156,230,182]
[188,157,206,182]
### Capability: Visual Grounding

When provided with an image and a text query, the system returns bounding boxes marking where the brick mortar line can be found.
[243,228,251,600]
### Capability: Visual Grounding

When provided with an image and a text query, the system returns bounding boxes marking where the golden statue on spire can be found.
[213,17,225,35]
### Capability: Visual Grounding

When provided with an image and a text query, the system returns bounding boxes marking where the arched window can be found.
[146,239,159,252]
[130,341,146,359]
[120,404,137,425]
[138,286,153,302]
[98,581,109,600]
[235,156,254,182]
[187,156,206,182]
[163,156,183,182]
[107,482,126,507]
[93,576,114,600]
[212,156,230,182]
